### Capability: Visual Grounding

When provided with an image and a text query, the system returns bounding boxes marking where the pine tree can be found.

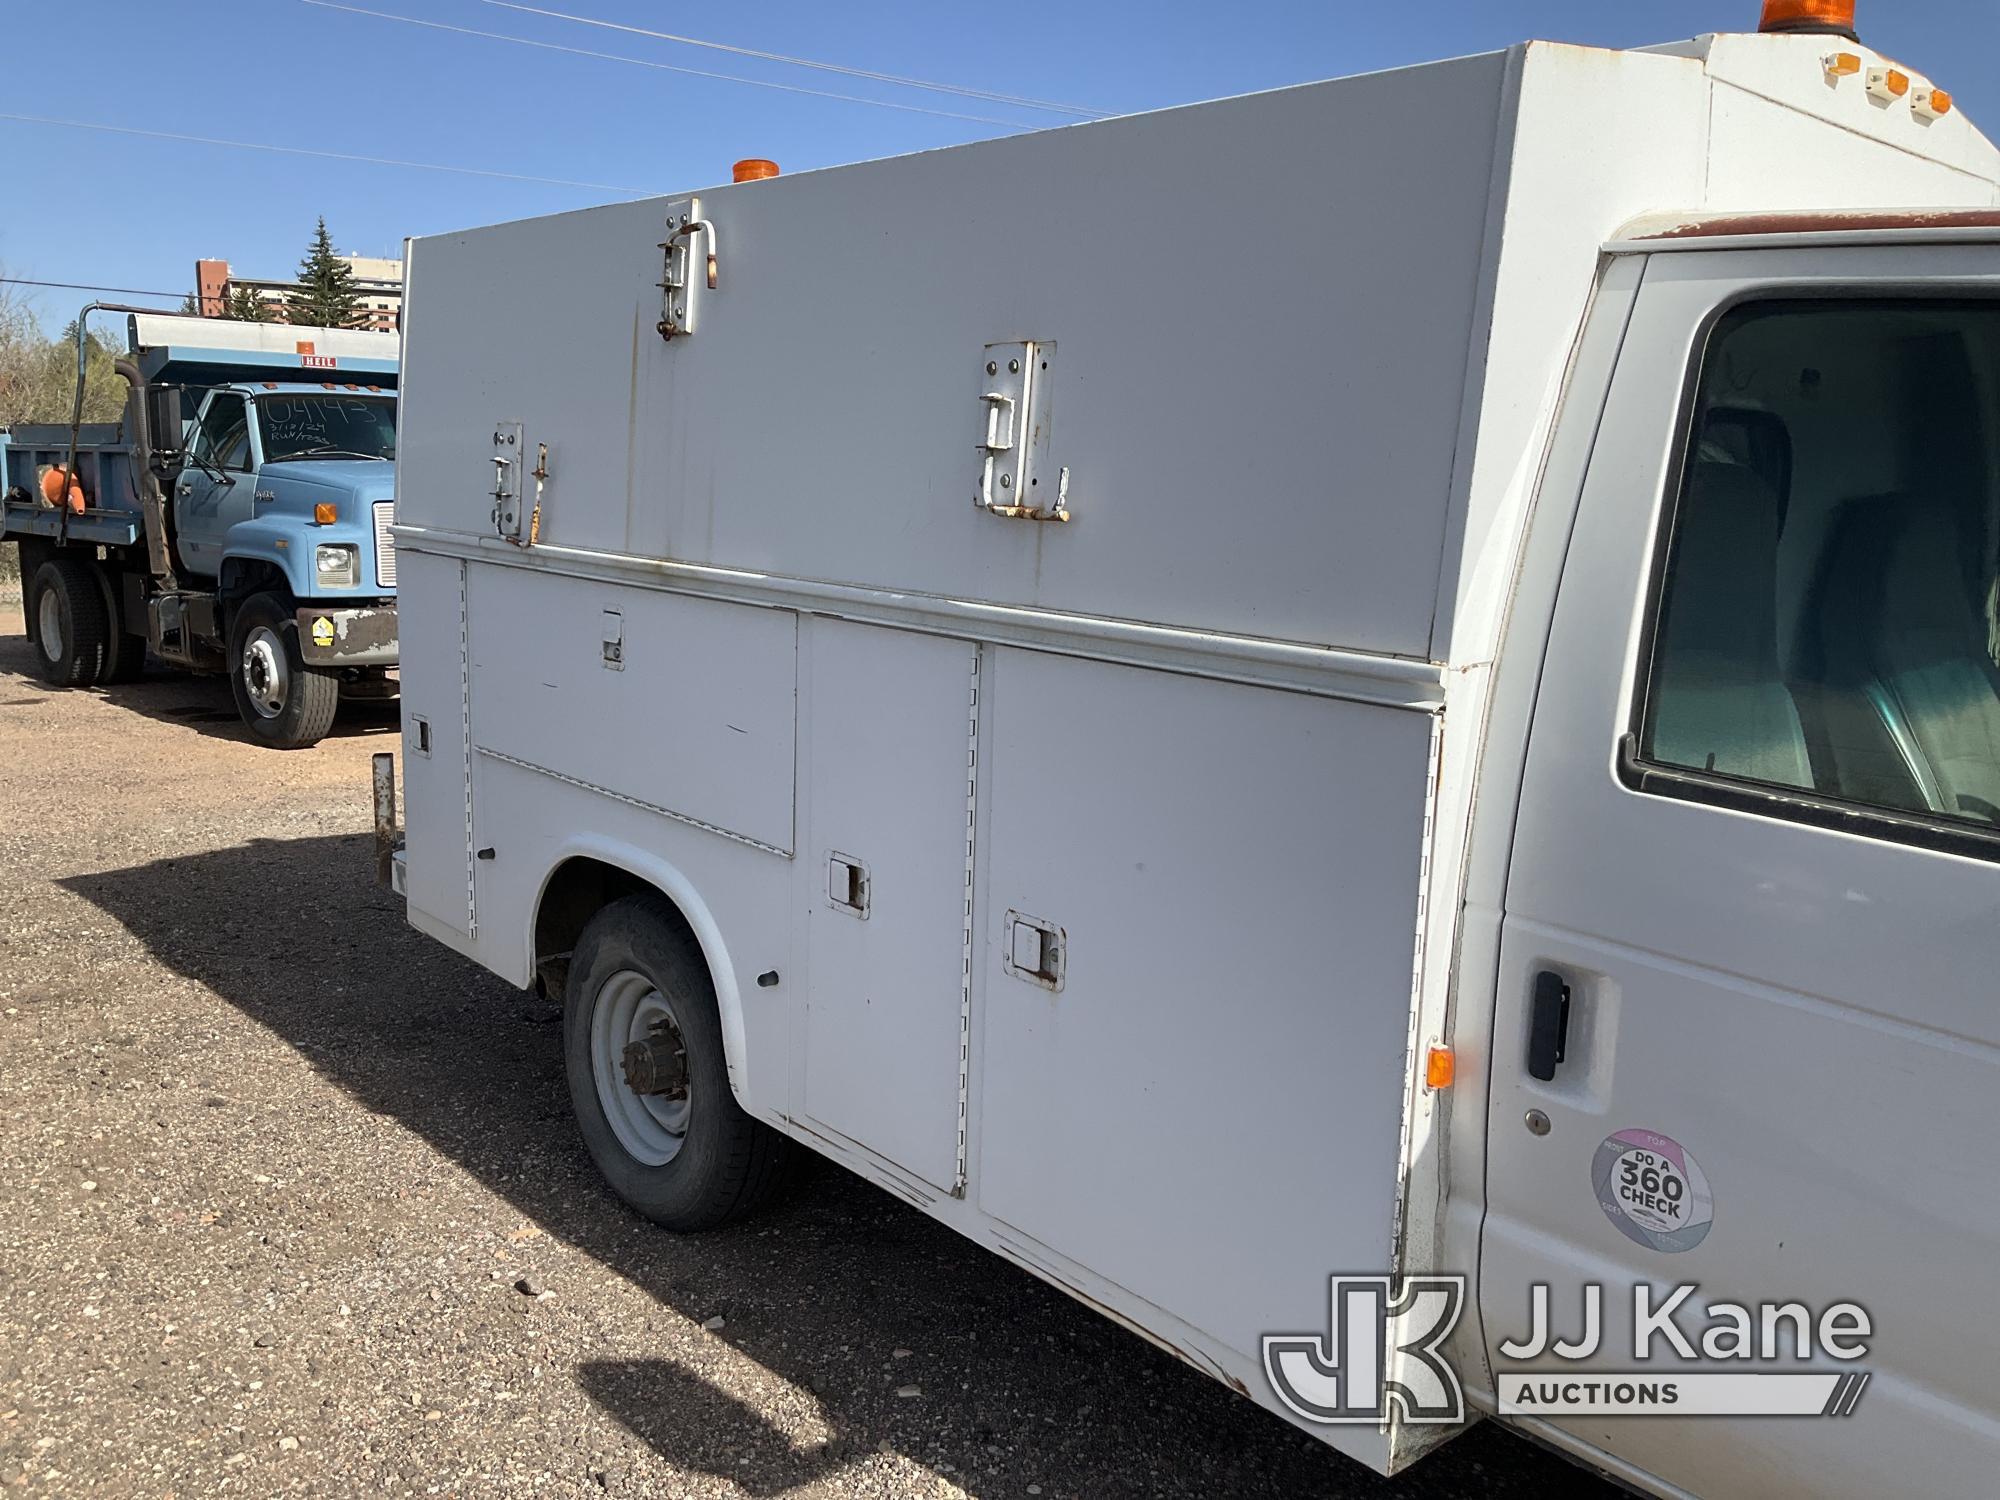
[177,293,200,315]
[225,284,272,323]
[286,217,363,329]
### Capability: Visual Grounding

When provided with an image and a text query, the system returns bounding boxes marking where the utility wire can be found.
[477,0,1103,118]
[2,277,188,301]
[301,1,1031,128]
[0,111,648,192]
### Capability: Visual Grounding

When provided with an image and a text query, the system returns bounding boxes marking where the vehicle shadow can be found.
[65,831,1607,1499]
[0,628,398,743]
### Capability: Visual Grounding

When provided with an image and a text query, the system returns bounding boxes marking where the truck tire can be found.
[28,558,110,687]
[227,592,339,749]
[564,894,797,1230]
[99,627,148,684]
[91,567,145,685]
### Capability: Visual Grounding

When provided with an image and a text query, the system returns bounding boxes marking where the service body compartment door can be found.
[1485,250,2000,1499]
[397,549,472,940]
[976,647,1432,1364]
[801,620,977,1192]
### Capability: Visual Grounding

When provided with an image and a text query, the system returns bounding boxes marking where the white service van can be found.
[388,5,2000,1493]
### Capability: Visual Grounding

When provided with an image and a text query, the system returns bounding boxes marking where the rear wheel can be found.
[99,626,147,684]
[94,571,145,684]
[564,895,797,1229]
[28,558,110,686]
[228,592,338,748]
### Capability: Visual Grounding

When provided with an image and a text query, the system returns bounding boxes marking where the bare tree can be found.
[0,274,128,427]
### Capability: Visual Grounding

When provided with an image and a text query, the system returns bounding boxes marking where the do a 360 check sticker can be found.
[1593,1128,1714,1254]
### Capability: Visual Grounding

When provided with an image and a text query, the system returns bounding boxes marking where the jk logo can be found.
[1263,1275,1467,1426]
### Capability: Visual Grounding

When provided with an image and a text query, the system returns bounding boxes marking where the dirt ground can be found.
[0,602,1617,1499]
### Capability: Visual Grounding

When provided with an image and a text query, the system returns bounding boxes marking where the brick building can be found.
[193,254,403,332]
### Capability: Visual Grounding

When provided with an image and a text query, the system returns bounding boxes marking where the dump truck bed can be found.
[0,423,144,547]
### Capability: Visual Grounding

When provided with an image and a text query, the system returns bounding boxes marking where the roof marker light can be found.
[1915,87,1954,120]
[1759,0,1858,40]
[1823,52,1862,78]
[1867,66,1912,102]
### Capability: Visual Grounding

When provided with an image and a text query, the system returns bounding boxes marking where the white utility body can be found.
[393,19,2000,1497]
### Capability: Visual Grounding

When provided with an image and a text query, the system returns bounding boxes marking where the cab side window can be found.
[1637,300,2000,842]
[195,395,253,472]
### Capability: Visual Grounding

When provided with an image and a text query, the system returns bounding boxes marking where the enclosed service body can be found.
[1,313,400,746]
[392,26,2000,1498]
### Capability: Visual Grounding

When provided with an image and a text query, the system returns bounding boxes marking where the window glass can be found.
[194,394,252,472]
[1641,300,2000,834]
[256,395,397,462]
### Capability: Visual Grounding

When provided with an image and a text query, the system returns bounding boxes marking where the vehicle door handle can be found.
[177,482,192,496]
[1528,970,1572,1082]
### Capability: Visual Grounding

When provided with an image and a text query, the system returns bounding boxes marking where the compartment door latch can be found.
[658,195,718,341]
[491,421,523,539]
[975,340,1069,521]
[1003,911,1065,991]
[828,852,870,918]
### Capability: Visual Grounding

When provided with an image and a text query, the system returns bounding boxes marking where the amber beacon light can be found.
[733,158,780,183]
[1758,0,1859,40]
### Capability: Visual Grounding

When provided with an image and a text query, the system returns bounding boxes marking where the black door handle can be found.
[1528,971,1571,1082]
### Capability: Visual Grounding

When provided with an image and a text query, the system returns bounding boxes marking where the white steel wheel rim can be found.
[241,626,290,719]
[37,588,64,664]
[591,969,691,1166]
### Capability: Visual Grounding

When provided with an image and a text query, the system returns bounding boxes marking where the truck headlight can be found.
[315,544,359,588]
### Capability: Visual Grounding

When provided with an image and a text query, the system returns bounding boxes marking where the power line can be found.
[477,0,1104,118]
[2,277,188,302]
[300,1,1032,129]
[0,112,648,192]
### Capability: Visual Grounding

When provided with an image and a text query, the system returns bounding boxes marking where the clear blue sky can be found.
[3,0,1996,323]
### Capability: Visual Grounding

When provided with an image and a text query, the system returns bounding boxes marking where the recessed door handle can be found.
[1528,970,1571,1082]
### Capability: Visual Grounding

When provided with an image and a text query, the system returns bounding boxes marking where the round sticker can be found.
[1592,1129,1713,1253]
[311,616,335,648]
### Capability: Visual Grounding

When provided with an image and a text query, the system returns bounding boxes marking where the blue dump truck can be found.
[0,310,399,747]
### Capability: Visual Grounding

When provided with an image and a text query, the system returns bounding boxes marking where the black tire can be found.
[28,558,110,687]
[99,626,148,684]
[564,894,797,1230]
[92,569,146,685]
[227,592,339,749]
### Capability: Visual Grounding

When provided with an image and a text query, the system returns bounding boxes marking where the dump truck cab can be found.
[180,379,399,665]
[1,313,400,747]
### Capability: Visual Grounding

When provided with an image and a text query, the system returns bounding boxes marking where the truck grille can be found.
[374,500,397,589]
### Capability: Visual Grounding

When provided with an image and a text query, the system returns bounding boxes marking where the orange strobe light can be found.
[733,158,780,183]
[1759,0,1859,40]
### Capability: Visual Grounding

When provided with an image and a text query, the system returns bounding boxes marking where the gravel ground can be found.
[0,606,1618,1499]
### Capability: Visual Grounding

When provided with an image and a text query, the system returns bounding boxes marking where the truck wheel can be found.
[28,558,110,687]
[564,895,797,1230]
[92,569,145,684]
[99,627,147,684]
[228,593,339,748]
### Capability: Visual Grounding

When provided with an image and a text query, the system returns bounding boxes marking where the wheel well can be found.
[534,857,701,999]
[218,558,290,625]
